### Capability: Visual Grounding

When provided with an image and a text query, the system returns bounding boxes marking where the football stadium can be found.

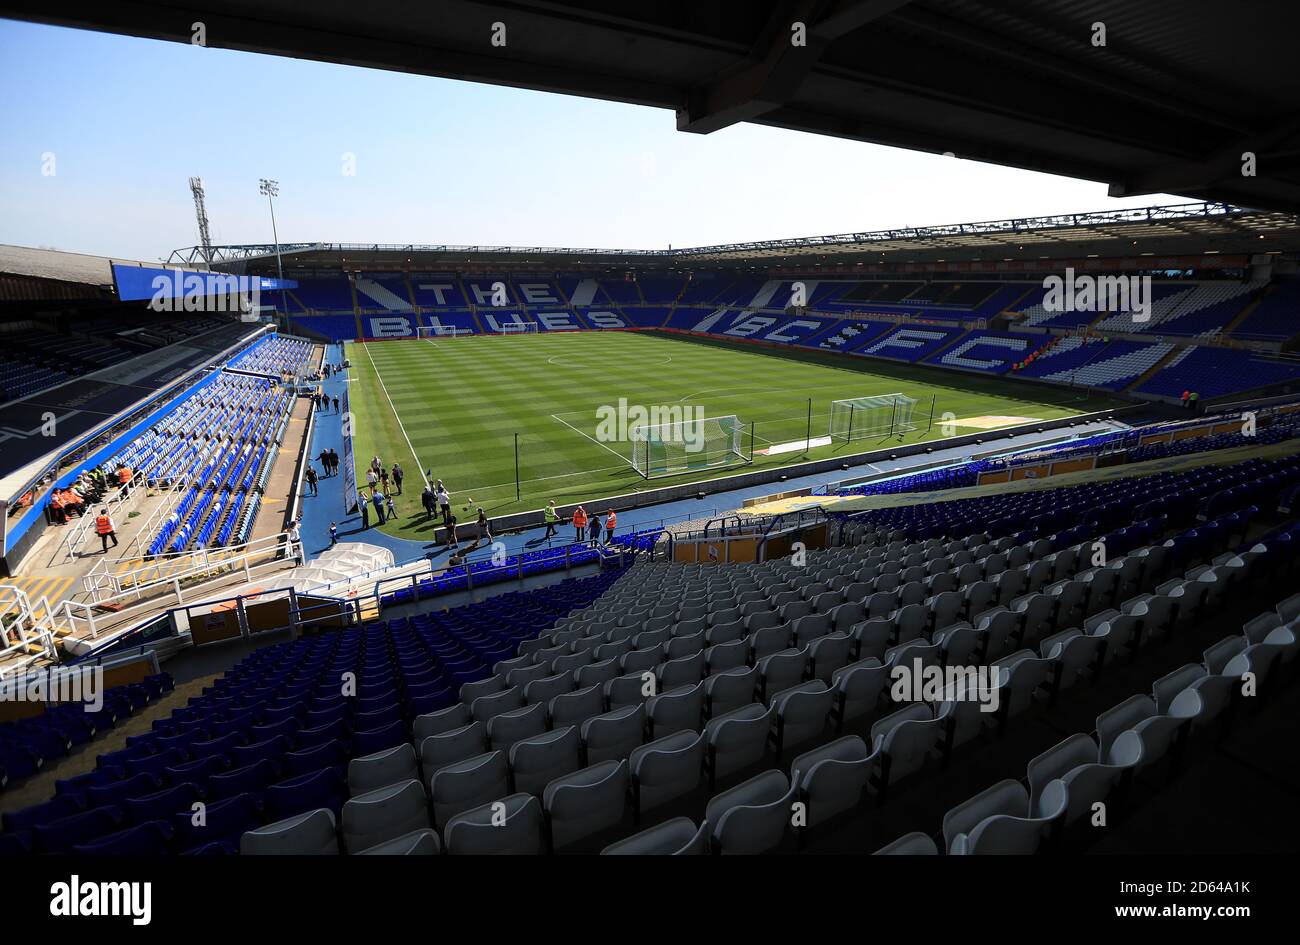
[0,0,1297,907]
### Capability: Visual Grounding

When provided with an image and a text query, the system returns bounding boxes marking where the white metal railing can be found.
[65,536,299,642]
[68,584,362,665]
[116,473,197,557]
[0,586,61,679]
[61,470,153,561]
[81,531,293,603]
[364,543,625,617]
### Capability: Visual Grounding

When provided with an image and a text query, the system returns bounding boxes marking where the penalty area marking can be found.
[549,413,629,461]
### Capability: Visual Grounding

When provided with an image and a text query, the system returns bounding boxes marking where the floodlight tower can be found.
[259,178,286,320]
[188,176,213,269]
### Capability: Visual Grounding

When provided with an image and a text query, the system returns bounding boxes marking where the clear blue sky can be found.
[0,18,1184,262]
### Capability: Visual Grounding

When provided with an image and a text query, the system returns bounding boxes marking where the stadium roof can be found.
[168,202,1300,272]
[7,0,1300,212]
[0,244,140,288]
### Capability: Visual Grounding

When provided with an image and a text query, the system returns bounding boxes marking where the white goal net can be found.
[829,394,919,441]
[630,414,745,479]
[418,325,474,338]
[495,322,539,335]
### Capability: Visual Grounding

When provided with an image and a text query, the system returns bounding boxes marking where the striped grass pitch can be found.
[344,331,1117,537]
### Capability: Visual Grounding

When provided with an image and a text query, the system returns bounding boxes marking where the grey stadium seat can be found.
[581,703,646,764]
[509,725,582,796]
[419,721,488,784]
[348,742,420,797]
[873,831,938,854]
[769,680,834,759]
[704,702,773,787]
[629,730,705,817]
[487,702,548,752]
[342,779,431,853]
[790,735,872,832]
[646,682,704,739]
[544,760,629,851]
[705,769,795,854]
[355,828,441,855]
[430,750,511,830]
[549,683,605,728]
[601,817,709,855]
[241,809,339,855]
[443,793,544,855]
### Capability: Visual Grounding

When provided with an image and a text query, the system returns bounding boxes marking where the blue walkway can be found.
[295,341,1120,570]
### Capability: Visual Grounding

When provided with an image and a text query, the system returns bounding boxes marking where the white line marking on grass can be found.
[673,378,891,404]
[359,341,431,489]
[460,460,634,495]
[550,413,629,461]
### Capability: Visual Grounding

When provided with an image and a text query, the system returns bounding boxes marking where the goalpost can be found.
[829,393,920,442]
[494,322,539,335]
[418,325,474,339]
[630,415,746,479]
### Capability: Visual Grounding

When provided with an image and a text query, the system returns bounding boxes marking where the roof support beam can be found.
[1109,117,1300,199]
[677,0,912,134]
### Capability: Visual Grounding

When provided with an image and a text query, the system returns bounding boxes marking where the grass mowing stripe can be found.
[347,332,1121,535]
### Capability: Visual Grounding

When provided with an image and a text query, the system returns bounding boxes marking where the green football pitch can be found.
[344,331,1119,537]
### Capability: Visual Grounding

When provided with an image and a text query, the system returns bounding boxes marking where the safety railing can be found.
[81,532,293,603]
[65,535,298,641]
[365,542,628,616]
[0,586,61,679]
[61,470,152,561]
[756,506,830,560]
[66,585,361,665]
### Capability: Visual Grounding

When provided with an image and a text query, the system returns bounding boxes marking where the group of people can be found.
[365,457,404,495]
[356,456,403,528]
[45,467,120,525]
[556,503,616,547]
[314,448,341,477]
[39,466,125,554]
[419,478,453,524]
[313,390,339,413]
[46,469,105,524]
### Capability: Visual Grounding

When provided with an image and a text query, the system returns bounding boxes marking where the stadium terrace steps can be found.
[814,319,893,354]
[856,325,966,363]
[1123,345,1186,393]
[927,330,1036,374]
[1035,341,1173,390]
[1230,276,1300,343]
[1134,347,1300,400]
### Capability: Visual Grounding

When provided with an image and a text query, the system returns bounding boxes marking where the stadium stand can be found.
[857,325,966,363]
[1134,347,1300,401]
[6,403,1294,854]
[1232,275,1300,342]
[929,330,1034,374]
[1030,341,1174,391]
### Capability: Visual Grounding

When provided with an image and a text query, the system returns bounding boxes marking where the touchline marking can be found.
[358,341,431,489]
